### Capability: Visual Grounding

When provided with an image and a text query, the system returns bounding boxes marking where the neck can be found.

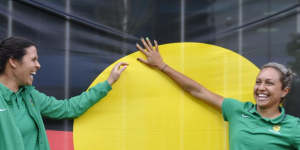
[256,105,281,119]
[0,73,19,92]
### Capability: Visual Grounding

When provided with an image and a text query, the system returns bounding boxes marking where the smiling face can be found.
[12,46,41,86]
[254,67,289,109]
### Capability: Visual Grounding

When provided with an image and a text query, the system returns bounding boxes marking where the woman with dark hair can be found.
[0,37,128,150]
[136,37,300,150]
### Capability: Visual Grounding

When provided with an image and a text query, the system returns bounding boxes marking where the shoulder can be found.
[222,98,254,121]
[23,85,47,100]
[223,98,254,110]
[24,85,36,93]
[281,114,300,136]
[285,114,300,127]
[283,114,300,146]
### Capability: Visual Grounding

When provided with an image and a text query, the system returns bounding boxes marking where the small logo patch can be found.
[241,114,249,118]
[0,108,7,112]
[273,125,280,132]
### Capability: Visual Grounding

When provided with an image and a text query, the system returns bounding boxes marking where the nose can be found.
[36,61,41,69]
[257,83,266,90]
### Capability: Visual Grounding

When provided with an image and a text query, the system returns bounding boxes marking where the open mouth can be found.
[256,93,269,101]
[30,72,36,79]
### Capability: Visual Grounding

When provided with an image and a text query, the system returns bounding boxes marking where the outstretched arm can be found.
[136,38,223,111]
[34,62,128,119]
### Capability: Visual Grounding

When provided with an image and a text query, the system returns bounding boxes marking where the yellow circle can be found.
[74,43,259,150]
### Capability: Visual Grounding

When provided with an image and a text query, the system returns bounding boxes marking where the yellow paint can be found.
[74,43,259,150]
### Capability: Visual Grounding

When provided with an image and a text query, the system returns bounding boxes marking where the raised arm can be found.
[136,38,223,111]
[34,62,128,119]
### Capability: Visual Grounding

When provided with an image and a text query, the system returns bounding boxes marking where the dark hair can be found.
[0,37,36,74]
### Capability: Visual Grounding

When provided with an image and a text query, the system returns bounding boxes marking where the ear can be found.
[281,87,290,98]
[8,58,17,69]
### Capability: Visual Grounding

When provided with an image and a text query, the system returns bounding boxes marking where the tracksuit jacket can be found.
[0,81,111,150]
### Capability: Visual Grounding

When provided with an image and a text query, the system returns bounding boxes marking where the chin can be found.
[255,100,268,107]
[256,102,271,109]
[25,82,33,86]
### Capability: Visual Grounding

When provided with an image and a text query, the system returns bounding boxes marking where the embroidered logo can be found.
[241,114,249,118]
[0,108,7,112]
[273,125,281,132]
[269,125,281,134]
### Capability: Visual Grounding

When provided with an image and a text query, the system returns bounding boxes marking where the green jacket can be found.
[0,81,112,150]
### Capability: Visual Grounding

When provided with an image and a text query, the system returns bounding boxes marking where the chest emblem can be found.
[273,125,281,132]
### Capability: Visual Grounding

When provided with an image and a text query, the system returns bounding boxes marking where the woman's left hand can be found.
[107,62,128,86]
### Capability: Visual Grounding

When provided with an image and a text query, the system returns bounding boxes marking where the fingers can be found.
[141,38,151,52]
[145,37,154,51]
[107,62,128,86]
[154,40,159,52]
[136,43,150,56]
[137,58,148,65]
[119,65,127,73]
[116,62,129,66]
[114,62,128,72]
[137,37,158,53]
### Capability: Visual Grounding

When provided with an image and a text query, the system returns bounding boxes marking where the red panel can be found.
[46,130,74,150]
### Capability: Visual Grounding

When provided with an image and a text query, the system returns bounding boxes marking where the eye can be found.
[265,81,274,86]
[32,57,38,61]
[256,80,261,84]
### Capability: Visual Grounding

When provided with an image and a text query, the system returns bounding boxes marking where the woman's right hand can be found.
[136,37,166,71]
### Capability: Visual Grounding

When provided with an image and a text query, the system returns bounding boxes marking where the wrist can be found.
[107,77,115,86]
[159,63,167,71]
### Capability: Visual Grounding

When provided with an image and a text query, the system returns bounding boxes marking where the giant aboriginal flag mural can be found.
[71,43,259,150]
[3,1,300,150]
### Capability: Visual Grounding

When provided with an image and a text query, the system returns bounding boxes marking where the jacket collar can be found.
[0,83,34,103]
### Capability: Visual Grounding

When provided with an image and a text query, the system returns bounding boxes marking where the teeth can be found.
[256,93,269,101]
[258,94,267,97]
[30,72,36,79]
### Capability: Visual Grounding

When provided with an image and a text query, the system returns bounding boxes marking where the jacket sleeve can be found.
[31,81,112,119]
[222,98,244,122]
